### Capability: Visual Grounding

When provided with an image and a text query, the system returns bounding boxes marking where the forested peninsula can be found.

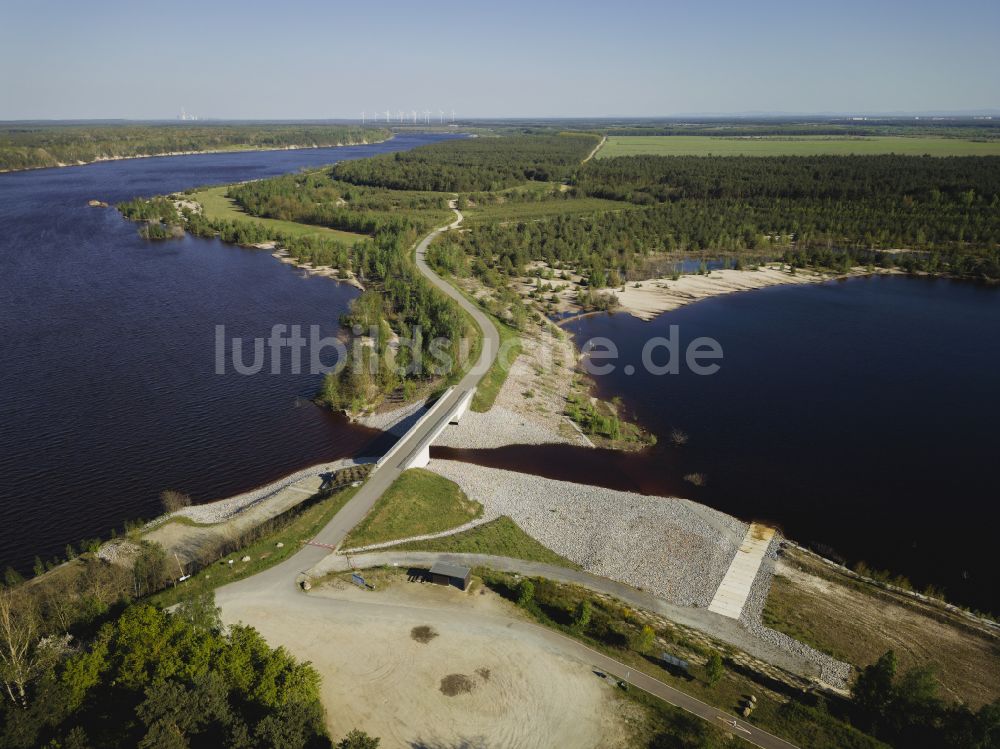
[0,124,391,172]
[119,131,1000,418]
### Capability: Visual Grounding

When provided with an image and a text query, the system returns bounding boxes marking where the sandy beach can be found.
[609,265,836,320]
[271,248,365,289]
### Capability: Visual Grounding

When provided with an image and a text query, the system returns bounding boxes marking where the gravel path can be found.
[341,518,492,554]
[426,459,746,607]
[155,457,367,526]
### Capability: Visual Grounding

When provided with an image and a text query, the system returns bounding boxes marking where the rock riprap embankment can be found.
[427,459,746,607]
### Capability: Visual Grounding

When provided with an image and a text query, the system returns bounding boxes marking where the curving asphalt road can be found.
[214,210,801,749]
[306,205,499,554]
[216,206,497,588]
[310,551,803,749]
[313,551,820,679]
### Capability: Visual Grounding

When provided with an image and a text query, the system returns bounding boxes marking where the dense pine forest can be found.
[0,124,390,172]
[448,151,1000,285]
[329,133,600,191]
[120,132,1000,410]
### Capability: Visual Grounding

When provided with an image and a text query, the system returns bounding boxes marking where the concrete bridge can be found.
[303,205,499,552]
[374,386,475,471]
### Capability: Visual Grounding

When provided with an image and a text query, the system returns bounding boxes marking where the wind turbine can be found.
[451,109,456,123]
[384,109,390,123]
[411,109,417,124]
[423,110,431,124]
[397,110,405,123]
[361,111,366,124]
[439,109,445,124]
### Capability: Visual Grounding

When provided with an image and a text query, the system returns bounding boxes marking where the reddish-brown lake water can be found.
[437,275,1000,613]
[0,134,451,573]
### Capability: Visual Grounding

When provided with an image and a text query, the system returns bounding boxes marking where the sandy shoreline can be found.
[270,248,366,290]
[0,136,392,174]
[610,265,835,320]
[558,264,897,323]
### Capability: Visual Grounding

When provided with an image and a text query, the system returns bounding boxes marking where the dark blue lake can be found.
[3,139,998,613]
[438,275,1000,613]
[0,134,451,572]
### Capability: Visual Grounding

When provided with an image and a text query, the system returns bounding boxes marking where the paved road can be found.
[307,206,498,552]
[215,207,499,588]
[219,550,799,749]
[214,213,801,749]
[313,551,820,680]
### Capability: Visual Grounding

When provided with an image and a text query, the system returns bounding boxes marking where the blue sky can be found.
[1,0,997,119]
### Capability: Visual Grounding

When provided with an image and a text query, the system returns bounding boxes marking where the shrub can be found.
[160,490,192,514]
[517,579,535,607]
[705,650,724,686]
[630,624,656,654]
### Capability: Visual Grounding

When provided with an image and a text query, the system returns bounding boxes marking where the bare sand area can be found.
[272,249,365,289]
[604,266,845,321]
[219,572,631,748]
[366,321,590,449]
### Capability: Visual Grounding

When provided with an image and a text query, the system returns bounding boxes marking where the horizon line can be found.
[2,109,1000,124]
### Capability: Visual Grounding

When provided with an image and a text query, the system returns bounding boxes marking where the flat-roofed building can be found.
[428,561,471,591]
